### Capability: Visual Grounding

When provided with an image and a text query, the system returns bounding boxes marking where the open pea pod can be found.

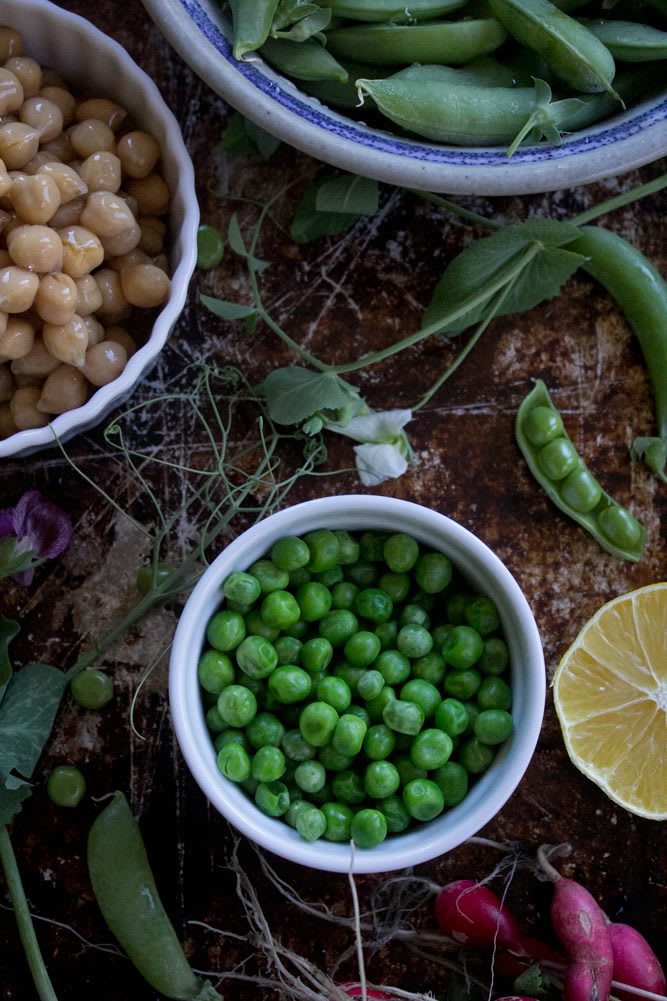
[488,0,618,94]
[516,380,647,562]
[88,793,221,1000]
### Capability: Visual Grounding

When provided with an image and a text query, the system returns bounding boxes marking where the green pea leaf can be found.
[514,963,552,999]
[219,111,281,160]
[632,435,667,482]
[243,119,282,160]
[316,173,379,216]
[0,783,32,826]
[0,616,19,708]
[261,366,358,425]
[0,663,68,787]
[423,220,584,336]
[290,174,363,244]
[200,294,257,322]
[273,7,331,41]
[227,213,247,257]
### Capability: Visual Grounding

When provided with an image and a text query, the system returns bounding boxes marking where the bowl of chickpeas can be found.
[0,0,198,458]
[170,495,545,873]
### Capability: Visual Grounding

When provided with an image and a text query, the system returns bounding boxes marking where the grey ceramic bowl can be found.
[142,0,667,196]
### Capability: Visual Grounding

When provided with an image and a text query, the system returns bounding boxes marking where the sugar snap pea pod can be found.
[88,793,221,1000]
[569,226,667,483]
[260,37,348,81]
[554,63,662,130]
[326,18,507,65]
[396,56,520,87]
[318,0,467,21]
[516,381,647,561]
[228,0,280,59]
[581,19,667,61]
[488,0,619,95]
[300,59,388,107]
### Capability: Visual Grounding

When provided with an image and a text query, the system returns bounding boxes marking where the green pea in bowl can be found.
[142,0,667,196]
[169,495,545,873]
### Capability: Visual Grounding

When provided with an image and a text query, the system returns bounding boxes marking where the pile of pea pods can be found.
[226,0,667,151]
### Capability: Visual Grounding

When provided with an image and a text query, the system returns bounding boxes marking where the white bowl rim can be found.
[142,0,667,196]
[0,0,199,460]
[169,495,546,874]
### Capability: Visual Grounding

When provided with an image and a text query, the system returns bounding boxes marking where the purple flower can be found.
[0,490,73,585]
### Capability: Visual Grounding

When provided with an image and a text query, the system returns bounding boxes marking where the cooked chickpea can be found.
[0,401,16,436]
[2,212,22,241]
[75,98,126,132]
[0,265,38,312]
[120,263,169,308]
[94,268,130,322]
[39,85,76,126]
[118,191,139,218]
[10,173,61,224]
[35,272,78,324]
[0,317,34,360]
[152,253,169,274]
[115,130,160,179]
[0,67,23,115]
[107,248,150,273]
[48,195,84,229]
[137,215,166,255]
[0,361,13,400]
[0,158,10,197]
[40,132,74,162]
[10,384,48,429]
[82,339,127,387]
[37,363,87,414]
[68,118,115,158]
[125,173,169,216]
[11,337,59,376]
[73,274,102,316]
[19,96,63,141]
[59,225,104,278]
[38,162,87,203]
[0,248,11,267]
[4,57,42,99]
[80,190,135,238]
[40,67,65,88]
[104,326,136,357]
[0,28,23,63]
[101,223,141,258]
[0,121,39,169]
[81,314,104,345]
[7,224,63,273]
[43,314,88,367]
[23,151,61,174]
[79,151,121,193]
[0,311,6,335]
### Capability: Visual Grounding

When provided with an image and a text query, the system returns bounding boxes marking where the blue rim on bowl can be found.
[142,0,667,196]
[0,0,199,460]
[169,495,546,874]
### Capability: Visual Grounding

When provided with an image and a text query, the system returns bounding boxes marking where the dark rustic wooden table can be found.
[1,2,666,999]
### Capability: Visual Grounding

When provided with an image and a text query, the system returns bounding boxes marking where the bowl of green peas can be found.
[142,0,667,196]
[170,495,545,872]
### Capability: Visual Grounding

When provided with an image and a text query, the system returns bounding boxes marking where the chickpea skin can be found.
[0,121,40,169]
[75,98,126,132]
[59,225,104,278]
[0,67,23,115]
[49,196,85,229]
[116,131,160,179]
[40,85,76,126]
[10,173,61,224]
[94,268,130,323]
[37,363,88,414]
[35,272,78,324]
[0,317,34,360]
[43,314,89,367]
[4,57,42,99]
[7,224,63,273]
[0,265,39,312]
[10,384,49,429]
[78,151,121,193]
[19,96,63,141]
[100,223,141,258]
[80,190,135,238]
[11,337,60,377]
[120,263,170,308]
[74,274,103,316]
[82,340,127,386]
[68,118,115,158]
[38,162,87,203]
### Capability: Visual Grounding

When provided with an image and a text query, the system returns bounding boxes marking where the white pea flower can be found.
[325,409,415,486]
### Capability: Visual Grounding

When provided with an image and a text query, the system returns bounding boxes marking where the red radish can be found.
[435,879,526,952]
[494,935,565,980]
[538,850,613,1001]
[338,985,396,999]
[608,923,666,1001]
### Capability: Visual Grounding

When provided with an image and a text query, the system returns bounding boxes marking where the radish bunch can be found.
[434,857,666,1001]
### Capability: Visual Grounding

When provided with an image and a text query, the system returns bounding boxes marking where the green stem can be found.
[570,171,667,226]
[0,826,59,1001]
[327,242,541,375]
[410,189,501,230]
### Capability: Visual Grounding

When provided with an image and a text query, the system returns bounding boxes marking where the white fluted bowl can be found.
[0,0,198,459]
[170,496,546,874]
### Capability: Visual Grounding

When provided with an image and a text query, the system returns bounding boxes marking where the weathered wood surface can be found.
[1,2,666,999]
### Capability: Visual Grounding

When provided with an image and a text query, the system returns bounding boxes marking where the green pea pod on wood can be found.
[228,0,280,59]
[326,18,507,65]
[488,0,619,96]
[516,381,647,562]
[570,226,667,483]
[88,792,222,1001]
[581,18,667,61]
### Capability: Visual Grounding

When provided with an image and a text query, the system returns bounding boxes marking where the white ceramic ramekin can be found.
[170,495,545,874]
[0,0,199,459]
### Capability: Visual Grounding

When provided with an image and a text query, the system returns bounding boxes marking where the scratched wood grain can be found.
[0,2,666,999]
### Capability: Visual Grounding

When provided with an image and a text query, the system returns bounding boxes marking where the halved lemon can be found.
[553,582,667,820]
